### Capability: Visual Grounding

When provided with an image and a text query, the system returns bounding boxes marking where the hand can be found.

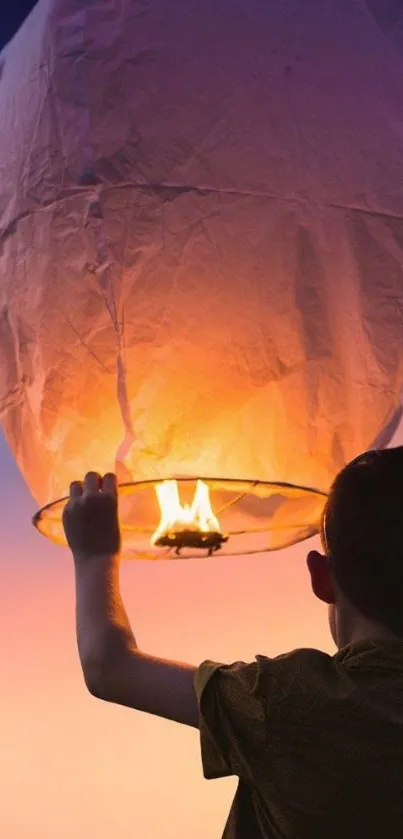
[62,472,121,558]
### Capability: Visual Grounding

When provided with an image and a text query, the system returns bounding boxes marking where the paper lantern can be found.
[2,0,403,558]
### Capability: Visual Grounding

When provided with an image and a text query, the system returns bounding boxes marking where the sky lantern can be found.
[1,0,403,559]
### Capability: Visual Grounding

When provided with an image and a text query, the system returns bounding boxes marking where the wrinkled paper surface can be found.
[1,0,403,505]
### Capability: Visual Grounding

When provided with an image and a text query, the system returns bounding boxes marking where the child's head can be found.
[307,446,403,648]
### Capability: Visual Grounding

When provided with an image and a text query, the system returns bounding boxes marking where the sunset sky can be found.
[0,423,336,839]
[2,2,403,837]
[3,420,401,839]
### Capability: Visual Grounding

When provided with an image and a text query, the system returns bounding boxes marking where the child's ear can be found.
[306,550,335,605]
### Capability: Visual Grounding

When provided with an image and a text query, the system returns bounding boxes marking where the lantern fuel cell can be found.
[151,480,228,556]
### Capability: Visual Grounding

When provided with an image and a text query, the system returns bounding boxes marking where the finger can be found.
[70,481,83,498]
[83,472,102,494]
[102,473,118,498]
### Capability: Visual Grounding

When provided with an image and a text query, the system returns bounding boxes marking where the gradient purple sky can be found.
[1,3,402,837]
[0,7,328,836]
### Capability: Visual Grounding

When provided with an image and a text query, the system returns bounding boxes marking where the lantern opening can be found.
[151,479,228,555]
[32,477,327,560]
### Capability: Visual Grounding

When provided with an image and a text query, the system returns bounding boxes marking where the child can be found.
[63,447,403,838]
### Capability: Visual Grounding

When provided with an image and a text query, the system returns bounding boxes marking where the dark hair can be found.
[322,446,403,635]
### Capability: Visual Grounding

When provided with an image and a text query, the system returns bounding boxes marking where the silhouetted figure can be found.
[63,447,403,838]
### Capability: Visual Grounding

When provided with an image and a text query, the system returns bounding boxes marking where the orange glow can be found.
[151,479,221,546]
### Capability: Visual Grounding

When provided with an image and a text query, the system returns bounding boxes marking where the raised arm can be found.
[63,472,199,728]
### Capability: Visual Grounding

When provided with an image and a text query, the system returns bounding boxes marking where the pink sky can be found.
[2,2,403,835]
[4,426,400,838]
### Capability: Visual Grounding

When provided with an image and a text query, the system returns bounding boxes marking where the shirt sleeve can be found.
[194,656,269,781]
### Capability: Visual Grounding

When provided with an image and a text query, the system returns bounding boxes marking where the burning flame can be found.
[151,479,221,545]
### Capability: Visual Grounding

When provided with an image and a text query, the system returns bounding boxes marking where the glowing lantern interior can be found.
[2,1,403,521]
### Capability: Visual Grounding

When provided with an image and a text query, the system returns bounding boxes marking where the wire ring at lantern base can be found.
[32,477,328,560]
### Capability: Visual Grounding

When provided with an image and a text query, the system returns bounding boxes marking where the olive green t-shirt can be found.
[194,641,403,839]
